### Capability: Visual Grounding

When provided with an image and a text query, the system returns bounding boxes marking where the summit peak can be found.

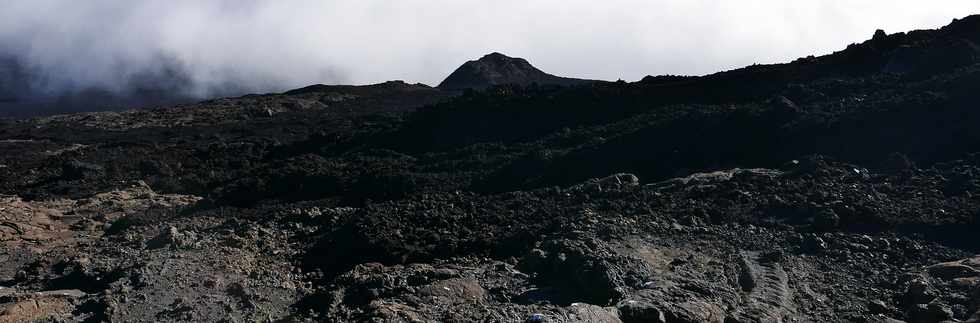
[437,52,593,90]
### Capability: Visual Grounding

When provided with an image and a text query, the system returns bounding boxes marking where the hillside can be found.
[1,15,980,322]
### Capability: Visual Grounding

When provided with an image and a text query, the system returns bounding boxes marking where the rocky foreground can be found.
[2,15,980,323]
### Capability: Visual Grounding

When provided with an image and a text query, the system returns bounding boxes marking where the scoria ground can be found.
[2,15,980,323]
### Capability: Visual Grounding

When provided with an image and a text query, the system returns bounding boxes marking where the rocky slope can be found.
[1,15,980,323]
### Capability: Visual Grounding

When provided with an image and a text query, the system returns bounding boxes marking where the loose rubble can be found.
[1,15,980,322]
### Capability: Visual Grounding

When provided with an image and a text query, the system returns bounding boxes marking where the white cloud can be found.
[1,0,977,97]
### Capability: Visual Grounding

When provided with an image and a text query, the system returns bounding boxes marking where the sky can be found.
[1,1,979,98]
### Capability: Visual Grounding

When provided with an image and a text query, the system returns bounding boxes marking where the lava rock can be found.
[567,303,623,323]
[61,160,104,180]
[907,302,953,323]
[618,300,666,323]
[525,313,547,323]
[769,95,801,122]
[146,226,199,250]
[801,234,828,253]
[880,152,915,174]
[869,299,892,314]
[904,278,937,305]
[812,209,841,231]
[927,261,980,281]
[417,278,487,301]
